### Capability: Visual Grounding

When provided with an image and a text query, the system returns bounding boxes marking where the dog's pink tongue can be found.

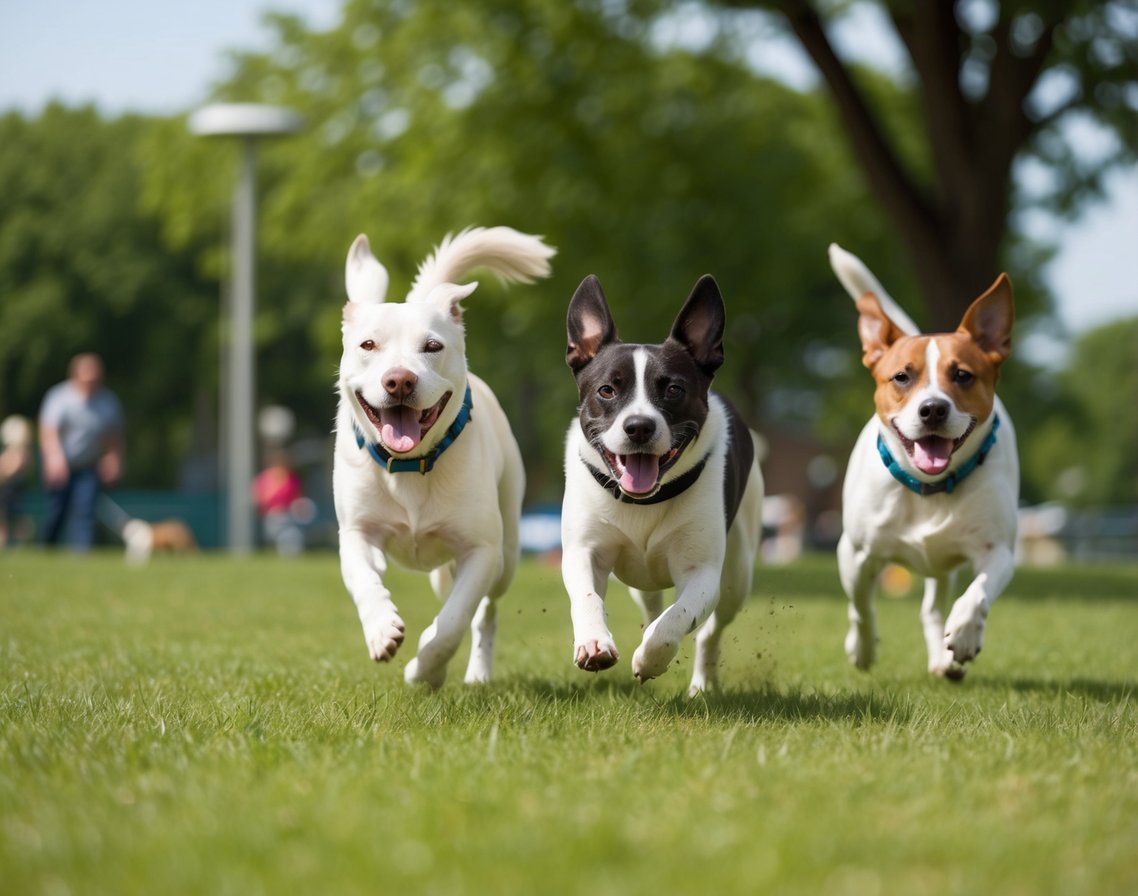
[913,436,952,475]
[620,453,659,494]
[379,406,422,453]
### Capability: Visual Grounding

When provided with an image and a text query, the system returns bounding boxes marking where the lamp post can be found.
[189,103,302,552]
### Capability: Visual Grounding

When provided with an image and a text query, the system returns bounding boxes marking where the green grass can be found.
[2,551,1136,895]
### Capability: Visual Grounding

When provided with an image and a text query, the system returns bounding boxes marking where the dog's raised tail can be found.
[408,227,556,303]
[828,243,920,337]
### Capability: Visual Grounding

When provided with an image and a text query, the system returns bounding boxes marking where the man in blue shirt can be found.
[39,353,124,550]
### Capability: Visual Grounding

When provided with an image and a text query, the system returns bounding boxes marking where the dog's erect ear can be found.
[345,234,390,305]
[670,274,725,376]
[567,275,618,373]
[425,281,478,323]
[958,273,1014,366]
[856,292,906,370]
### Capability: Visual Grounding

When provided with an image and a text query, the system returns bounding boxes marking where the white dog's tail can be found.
[407,227,556,303]
[828,243,920,336]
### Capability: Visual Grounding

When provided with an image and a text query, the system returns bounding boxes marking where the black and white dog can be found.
[560,274,764,694]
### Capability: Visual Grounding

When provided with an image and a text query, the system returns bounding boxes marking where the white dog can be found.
[335,227,555,687]
[829,244,1019,679]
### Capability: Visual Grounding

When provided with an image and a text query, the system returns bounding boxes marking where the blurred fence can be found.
[1062,506,1138,562]
[9,489,339,550]
[6,490,1135,564]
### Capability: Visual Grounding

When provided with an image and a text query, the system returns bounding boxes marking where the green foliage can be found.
[1019,317,1138,506]
[135,0,907,497]
[2,1,1133,509]
[0,106,219,486]
[2,553,1137,894]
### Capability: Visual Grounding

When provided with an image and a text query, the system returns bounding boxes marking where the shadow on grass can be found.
[506,674,917,724]
[967,675,1136,702]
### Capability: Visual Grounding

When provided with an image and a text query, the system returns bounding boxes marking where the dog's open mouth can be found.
[602,445,684,496]
[357,390,452,454]
[892,419,976,476]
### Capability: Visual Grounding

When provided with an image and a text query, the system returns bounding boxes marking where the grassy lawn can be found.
[2,550,1136,895]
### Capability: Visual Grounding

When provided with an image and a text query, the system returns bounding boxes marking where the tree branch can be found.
[888,2,973,204]
[774,0,938,238]
[985,12,1059,164]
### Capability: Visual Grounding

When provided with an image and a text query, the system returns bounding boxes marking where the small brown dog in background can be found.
[123,518,197,565]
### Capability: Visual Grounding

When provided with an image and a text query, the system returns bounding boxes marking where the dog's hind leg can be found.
[688,577,747,697]
[922,573,965,679]
[405,546,502,689]
[429,563,455,602]
[838,532,881,670]
[689,520,758,696]
[629,588,663,628]
[464,595,497,684]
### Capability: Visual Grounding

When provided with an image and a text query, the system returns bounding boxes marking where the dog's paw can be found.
[574,638,619,672]
[686,671,716,697]
[929,652,968,681]
[944,607,985,663]
[363,611,406,662]
[844,623,877,671]
[404,656,447,690]
[631,637,679,683]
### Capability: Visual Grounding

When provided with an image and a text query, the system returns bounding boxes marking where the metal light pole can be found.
[189,104,302,552]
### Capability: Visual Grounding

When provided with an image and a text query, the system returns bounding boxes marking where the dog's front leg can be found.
[944,543,1015,663]
[922,574,965,679]
[562,545,619,671]
[405,546,502,689]
[632,565,720,683]
[339,529,406,662]
[838,532,881,670]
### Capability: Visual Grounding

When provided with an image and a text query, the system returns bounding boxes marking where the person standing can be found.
[39,353,124,550]
[0,414,34,547]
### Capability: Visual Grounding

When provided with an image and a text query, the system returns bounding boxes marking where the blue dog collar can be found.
[877,414,1000,496]
[353,385,473,474]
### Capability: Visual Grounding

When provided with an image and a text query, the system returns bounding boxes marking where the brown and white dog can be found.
[123,518,198,565]
[829,244,1019,679]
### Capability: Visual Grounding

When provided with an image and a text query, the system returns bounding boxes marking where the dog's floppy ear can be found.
[670,274,725,376]
[567,275,618,373]
[425,281,478,323]
[856,292,906,369]
[345,234,390,305]
[958,273,1014,366]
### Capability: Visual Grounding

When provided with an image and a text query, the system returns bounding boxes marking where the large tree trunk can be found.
[773,0,1054,331]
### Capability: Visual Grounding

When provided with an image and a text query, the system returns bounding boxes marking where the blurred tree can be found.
[139,0,908,499]
[1020,317,1138,506]
[714,0,1138,330]
[0,105,219,487]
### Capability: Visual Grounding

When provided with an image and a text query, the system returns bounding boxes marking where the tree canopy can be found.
[715,0,1138,330]
[1,0,1133,513]
[136,0,908,499]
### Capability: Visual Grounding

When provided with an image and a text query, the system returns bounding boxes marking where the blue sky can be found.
[2,0,1135,346]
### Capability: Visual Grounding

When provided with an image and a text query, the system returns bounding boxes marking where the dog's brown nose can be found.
[383,367,418,399]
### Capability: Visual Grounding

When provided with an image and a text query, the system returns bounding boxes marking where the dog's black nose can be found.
[919,398,950,425]
[383,367,418,399]
[623,415,656,444]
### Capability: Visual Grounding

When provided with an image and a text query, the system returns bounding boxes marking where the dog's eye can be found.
[892,370,911,387]
[598,384,616,400]
[423,339,444,354]
[360,339,376,351]
[664,383,685,400]
[952,368,974,386]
